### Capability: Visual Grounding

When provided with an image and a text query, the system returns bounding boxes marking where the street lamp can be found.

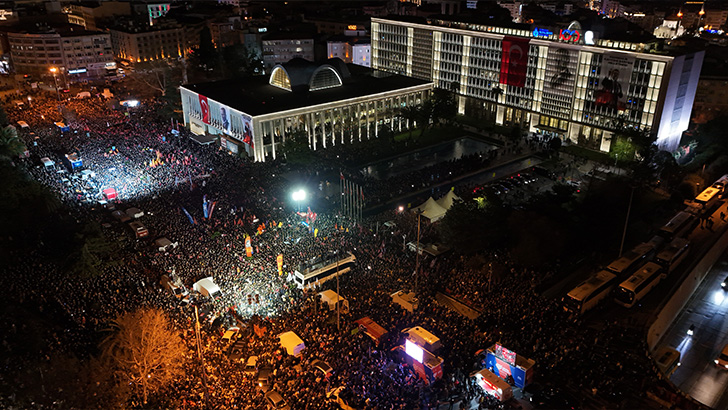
[49,67,61,104]
[292,189,306,212]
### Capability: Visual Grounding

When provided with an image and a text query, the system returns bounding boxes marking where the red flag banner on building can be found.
[199,94,210,124]
[499,36,530,88]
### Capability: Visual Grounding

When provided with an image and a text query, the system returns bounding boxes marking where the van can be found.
[193,277,223,299]
[654,346,680,377]
[402,326,442,352]
[318,290,349,314]
[278,331,306,357]
[129,221,148,238]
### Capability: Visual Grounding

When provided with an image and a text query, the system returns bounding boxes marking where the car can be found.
[228,340,245,361]
[715,344,728,369]
[722,275,728,290]
[125,207,144,219]
[244,355,258,375]
[310,359,333,378]
[257,365,273,392]
[129,221,149,238]
[327,386,364,410]
[160,273,189,299]
[155,237,178,252]
[532,166,555,179]
[111,209,131,223]
[264,390,290,410]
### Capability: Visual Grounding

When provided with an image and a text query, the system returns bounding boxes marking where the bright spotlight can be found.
[292,189,306,202]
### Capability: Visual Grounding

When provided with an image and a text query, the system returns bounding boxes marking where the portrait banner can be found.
[595,53,634,111]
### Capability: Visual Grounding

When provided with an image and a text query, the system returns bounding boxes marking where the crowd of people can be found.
[0,90,692,410]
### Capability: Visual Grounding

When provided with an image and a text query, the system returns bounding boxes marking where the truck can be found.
[318,290,349,314]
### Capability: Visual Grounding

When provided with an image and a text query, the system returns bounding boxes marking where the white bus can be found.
[293,253,356,288]
[563,270,619,315]
[655,238,690,273]
[614,262,665,308]
[658,211,696,241]
[712,174,728,194]
[654,346,681,378]
[695,186,722,212]
[606,242,657,278]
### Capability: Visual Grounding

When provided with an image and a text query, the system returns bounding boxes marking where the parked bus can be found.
[712,174,728,195]
[655,238,690,273]
[293,253,356,288]
[658,212,697,241]
[694,186,722,212]
[606,242,657,278]
[614,262,665,308]
[563,270,619,315]
[654,346,681,378]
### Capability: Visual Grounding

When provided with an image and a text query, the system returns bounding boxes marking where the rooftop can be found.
[182,64,431,117]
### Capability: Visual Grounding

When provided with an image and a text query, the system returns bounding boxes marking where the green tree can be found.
[431,88,457,126]
[437,199,508,254]
[0,124,24,159]
[0,103,9,126]
[281,128,314,165]
[101,308,186,405]
[398,105,421,140]
[222,44,264,78]
[66,222,119,278]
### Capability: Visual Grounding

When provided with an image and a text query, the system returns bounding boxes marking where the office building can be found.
[371,17,704,152]
[180,59,432,161]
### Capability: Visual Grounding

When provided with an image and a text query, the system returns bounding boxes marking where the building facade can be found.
[66,1,131,31]
[180,59,432,162]
[109,24,185,62]
[262,34,314,71]
[8,26,115,81]
[371,17,704,152]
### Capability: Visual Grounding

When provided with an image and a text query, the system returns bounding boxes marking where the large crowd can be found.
[0,91,697,410]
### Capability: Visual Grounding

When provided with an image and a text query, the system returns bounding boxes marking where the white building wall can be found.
[352,44,370,67]
[655,51,705,152]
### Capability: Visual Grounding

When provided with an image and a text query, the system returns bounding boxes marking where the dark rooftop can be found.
[182,65,431,117]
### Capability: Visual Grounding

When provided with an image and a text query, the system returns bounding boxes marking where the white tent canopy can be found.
[436,190,461,210]
[413,197,448,222]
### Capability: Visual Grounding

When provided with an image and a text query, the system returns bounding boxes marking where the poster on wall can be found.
[499,36,531,88]
[595,53,634,111]
[199,95,210,124]
[220,106,231,135]
[242,114,254,149]
[544,48,577,92]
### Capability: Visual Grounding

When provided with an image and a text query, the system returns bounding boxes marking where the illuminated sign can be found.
[257,28,267,33]
[532,28,553,37]
[559,29,581,43]
[405,339,423,363]
[68,68,87,74]
[0,10,13,20]
[584,30,595,45]
[347,25,358,30]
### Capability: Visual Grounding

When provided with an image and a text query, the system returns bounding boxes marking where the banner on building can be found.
[499,36,531,88]
[595,53,634,111]
[242,114,254,148]
[199,95,210,124]
[220,106,232,135]
[542,47,578,118]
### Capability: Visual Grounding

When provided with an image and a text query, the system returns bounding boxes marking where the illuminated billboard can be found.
[405,339,423,363]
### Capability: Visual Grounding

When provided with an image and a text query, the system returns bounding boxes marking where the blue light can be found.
[532,28,553,38]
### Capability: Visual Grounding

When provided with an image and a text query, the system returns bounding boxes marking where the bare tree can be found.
[129,60,181,97]
[101,308,185,405]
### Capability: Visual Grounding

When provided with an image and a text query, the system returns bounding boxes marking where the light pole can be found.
[414,209,422,293]
[49,67,61,108]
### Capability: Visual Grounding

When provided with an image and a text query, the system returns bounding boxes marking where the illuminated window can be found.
[310,66,342,91]
[269,66,291,91]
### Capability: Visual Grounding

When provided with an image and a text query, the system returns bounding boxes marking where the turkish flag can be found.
[499,36,530,88]
[199,95,210,124]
